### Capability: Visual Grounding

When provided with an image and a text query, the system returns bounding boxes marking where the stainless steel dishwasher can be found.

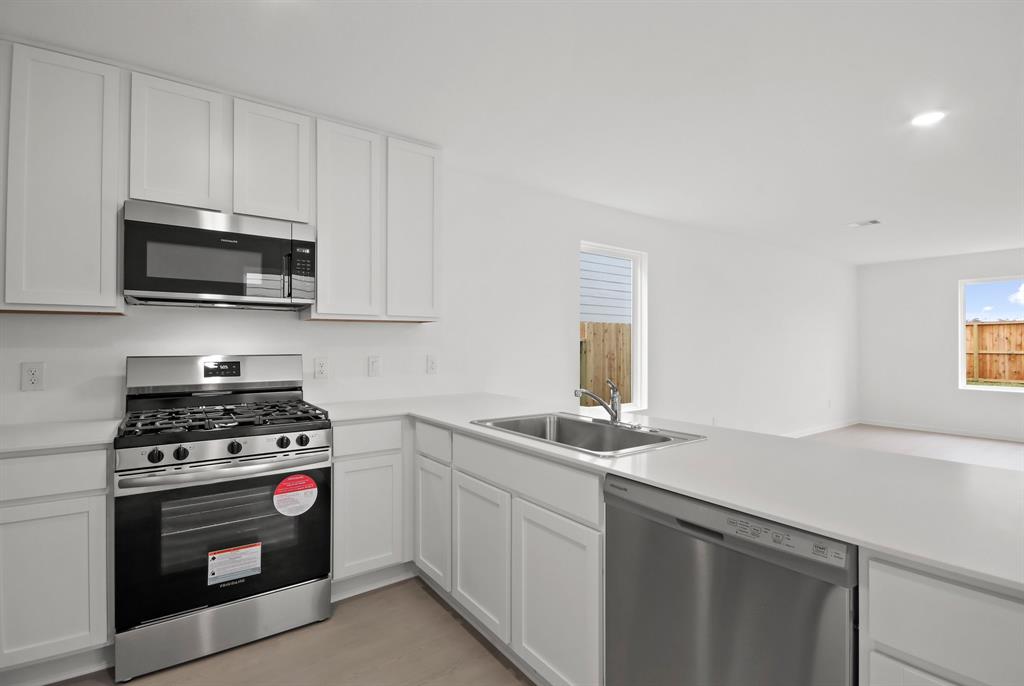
[605,475,858,686]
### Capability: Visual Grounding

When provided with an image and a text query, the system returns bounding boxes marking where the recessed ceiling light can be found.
[911,111,946,127]
[848,219,881,228]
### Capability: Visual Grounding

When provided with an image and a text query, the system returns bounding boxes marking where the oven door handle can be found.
[116,452,329,493]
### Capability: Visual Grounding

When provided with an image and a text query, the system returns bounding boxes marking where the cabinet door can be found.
[869,651,959,686]
[313,120,384,317]
[386,138,439,319]
[130,72,230,210]
[414,454,451,591]
[5,44,120,308]
[333,452,403,579]
[512,498,601,686]
[0,495,107,668]
[233,99,310,222]
[452,471,510,642]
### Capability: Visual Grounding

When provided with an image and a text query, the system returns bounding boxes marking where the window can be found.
[959,276,1024,391]
[579,242,647,411]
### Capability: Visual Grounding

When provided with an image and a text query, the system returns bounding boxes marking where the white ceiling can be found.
[0,1,1021,264]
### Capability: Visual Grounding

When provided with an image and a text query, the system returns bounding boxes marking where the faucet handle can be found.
[605,378,619,396]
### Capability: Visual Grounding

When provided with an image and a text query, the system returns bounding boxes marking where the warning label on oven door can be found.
[273,474,318,517]
[207,542,262,585]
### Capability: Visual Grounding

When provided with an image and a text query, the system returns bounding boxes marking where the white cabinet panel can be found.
[233,99,310,222]
[332,420,403,457]
[130,72,230,210]
[0,450,107,503]
[869,652,959,686]
[386,138,438,319]
[416,422,452,464]
[452,471,510,642]
[313,119,383,318]
[0,495,107,668]
[333,452,403,579]
[5,44,120,309]
[512,498,601,686]
[414,454,451,591]
[452,435,601,528]
[868,560,1024,686]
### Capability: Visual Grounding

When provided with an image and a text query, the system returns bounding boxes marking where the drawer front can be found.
[416,422,452,463]
[0,450,107,502]
[453,434,601,529]
[333,420,403,457]
[868,560,1024,685]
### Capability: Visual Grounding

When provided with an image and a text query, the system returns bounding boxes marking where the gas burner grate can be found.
[120,400,329,438]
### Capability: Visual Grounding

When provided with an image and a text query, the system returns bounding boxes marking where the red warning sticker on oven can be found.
[208,542,262,586]
[273,474,318,516]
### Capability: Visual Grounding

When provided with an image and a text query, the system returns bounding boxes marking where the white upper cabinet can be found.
[129,72,230,210]
[312,120,384,318]
[233,99,311,222]
[386,138,439,319]
[4,44,120,310]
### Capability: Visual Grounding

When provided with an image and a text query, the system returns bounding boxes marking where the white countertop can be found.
[4,392,1022,595]
[324,393,1024,595]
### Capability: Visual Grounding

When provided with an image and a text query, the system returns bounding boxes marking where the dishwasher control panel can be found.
[724,514,848,567]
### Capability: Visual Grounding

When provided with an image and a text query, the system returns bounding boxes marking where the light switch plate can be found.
[20,362,45,391]
[368,355,382,377]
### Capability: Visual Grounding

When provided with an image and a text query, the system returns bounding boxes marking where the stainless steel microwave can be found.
[123,200,315,309]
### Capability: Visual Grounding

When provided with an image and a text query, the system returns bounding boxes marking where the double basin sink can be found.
[471,413,705,458]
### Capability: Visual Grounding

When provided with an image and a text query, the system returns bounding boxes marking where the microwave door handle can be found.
[282,254,292,298]
[116,452,328,492]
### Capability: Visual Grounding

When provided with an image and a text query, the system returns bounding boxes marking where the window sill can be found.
[958,383,1024,394]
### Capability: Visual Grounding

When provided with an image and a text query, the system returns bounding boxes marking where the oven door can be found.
[114,456,331,632]
[123,219,292,305]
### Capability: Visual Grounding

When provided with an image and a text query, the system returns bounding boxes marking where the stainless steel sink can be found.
[470,413,705,458]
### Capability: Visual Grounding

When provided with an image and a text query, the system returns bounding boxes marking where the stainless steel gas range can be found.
[112,354,332,682]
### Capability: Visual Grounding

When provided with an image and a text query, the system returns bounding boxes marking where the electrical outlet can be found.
[426,354,438,375]
[367,355,382,377]
[314,357,329,380]
[20,362,45,391]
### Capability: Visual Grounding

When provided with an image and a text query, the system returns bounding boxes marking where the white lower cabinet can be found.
[333,452,403,579]
[0,494,107,668]
[869,652,957,686]
[452,471,511,642]
[414,454,451,591]
[512,498,601,686]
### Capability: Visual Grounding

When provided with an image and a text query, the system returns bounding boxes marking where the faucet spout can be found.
[574,378,622,424]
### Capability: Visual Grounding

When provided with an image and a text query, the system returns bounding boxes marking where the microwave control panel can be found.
[292,242,316,277]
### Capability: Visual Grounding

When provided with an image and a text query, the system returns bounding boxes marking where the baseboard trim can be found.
[330,561,418,603]
[858,419,1024,444]
[0,645,112,686]
[784,419,861,439]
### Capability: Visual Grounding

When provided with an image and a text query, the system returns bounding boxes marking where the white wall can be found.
[0,168,859,436]
[858,248,1024,441]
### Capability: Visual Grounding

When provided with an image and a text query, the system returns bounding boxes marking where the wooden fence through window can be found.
[964,321,1024,385]
[579,321,632,404]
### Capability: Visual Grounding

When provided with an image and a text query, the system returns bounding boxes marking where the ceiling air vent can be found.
[847,219,881,228]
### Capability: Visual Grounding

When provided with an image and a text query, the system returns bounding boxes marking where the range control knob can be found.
[227,440,243,455]
[173,446,189,461]
[147,448,164,464]
[296,434,310,447]
[277,436,291,449]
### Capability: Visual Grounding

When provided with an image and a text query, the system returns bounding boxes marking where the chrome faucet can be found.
[575,379,622,424]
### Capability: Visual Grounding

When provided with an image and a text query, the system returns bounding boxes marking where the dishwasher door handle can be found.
[674,518,725,542]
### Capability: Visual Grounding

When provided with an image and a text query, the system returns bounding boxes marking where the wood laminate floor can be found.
[57,579,531,686]
[806,423,1024,471]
